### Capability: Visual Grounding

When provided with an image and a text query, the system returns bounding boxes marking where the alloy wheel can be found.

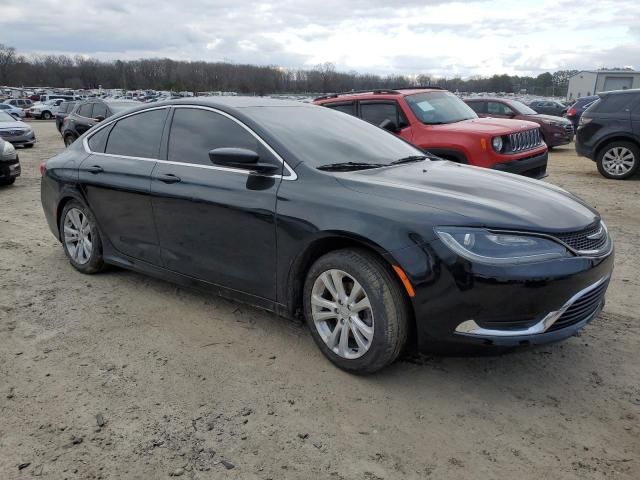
[602,146,636,176]
[63,208,93,264]
[311,269,374,359]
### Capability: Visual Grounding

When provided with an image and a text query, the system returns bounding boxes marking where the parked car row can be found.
[41,96,614,372]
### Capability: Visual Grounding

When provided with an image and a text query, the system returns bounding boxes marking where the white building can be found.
[567,70,640,101]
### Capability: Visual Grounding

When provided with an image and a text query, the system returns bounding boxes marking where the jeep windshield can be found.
[406,91,478,125]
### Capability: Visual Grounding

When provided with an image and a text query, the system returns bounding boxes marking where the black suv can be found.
[62,100,138,146]
[575,89,640,179]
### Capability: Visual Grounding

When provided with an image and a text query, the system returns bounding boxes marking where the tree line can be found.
[0,43,590,96]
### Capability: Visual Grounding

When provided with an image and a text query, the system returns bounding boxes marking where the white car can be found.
[28,99,65,120]
[0,103,25,118]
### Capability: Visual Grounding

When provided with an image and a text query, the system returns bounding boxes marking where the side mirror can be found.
[379,118,399,133]
[208,148,280,174]
[10,112,19,119]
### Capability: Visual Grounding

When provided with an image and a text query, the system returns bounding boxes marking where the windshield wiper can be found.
[390,155,428,165]
[317,162,385,171]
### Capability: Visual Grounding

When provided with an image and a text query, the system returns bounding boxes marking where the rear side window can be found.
[105,109,168,159]
[168,108,259,165]
[77,103,93,118]
[88,125,111,153]
[325,102,356,116]
[593,94,637,114]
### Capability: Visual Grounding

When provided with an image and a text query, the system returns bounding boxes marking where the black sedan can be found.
[40,98,614,373]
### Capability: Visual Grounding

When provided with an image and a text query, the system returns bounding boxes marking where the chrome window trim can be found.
[455,275,610,337]
[82,104,297,180]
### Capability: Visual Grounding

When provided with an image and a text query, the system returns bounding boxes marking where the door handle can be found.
[86,165,103,174]
[157,173,181,184]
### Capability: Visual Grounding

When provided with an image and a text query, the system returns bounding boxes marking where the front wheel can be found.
[303,249,409,374]
[597,141,639,179]
[42,111,52,120]
[59,200,106,274]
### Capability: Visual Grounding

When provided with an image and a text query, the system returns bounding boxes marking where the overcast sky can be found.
[2,0,638,77]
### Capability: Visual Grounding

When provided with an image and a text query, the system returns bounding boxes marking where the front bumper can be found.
[0,131,36,146]
[491,150,548,179]
[0,160,21,179]
[545,126,574,147]
[389,239,614,352]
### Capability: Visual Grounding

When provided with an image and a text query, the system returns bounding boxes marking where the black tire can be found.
[596,141,640,180]
[42,111,52,120]
[59,200,106,274]
[0,177,16,186]
[303,249,409,374]
[64,134,75,147]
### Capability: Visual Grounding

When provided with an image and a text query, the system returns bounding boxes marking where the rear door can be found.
[150,106,282,300]
[79,107,169,265]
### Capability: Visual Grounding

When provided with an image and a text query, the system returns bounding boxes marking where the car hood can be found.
[431,117,540,135]
[0,120,29,130]
[337,161,598,233]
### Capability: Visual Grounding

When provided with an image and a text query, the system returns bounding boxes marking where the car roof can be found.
[600,88,640,97]
[314,87,446,103]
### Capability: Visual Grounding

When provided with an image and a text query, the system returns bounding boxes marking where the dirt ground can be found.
[1,120,638,480]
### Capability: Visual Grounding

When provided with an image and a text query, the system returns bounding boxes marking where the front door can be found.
[151,106,281,300]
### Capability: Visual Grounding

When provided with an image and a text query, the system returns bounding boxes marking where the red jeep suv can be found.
[314,87,549,178]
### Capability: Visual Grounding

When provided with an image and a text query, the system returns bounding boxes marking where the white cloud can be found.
[1,0,638,76]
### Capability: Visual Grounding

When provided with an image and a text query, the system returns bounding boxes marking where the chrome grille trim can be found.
[506,128,543,154]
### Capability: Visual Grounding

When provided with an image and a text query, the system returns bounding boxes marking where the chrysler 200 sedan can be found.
[40,98,614,373]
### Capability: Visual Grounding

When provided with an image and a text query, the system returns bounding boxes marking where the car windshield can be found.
[0,111,17,122]
[247,105,424,168]
[509,100,537,115]
[406,91,477,125]
[105,101,138,114]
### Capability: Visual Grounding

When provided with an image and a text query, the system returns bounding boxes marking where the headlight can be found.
[541,119,564,127]
[1,140,16,156]
[436,227,571,264]
[491,136,504,152]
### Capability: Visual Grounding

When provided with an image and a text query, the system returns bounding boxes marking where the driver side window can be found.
[360,102,408,130]
[487,102,513,116]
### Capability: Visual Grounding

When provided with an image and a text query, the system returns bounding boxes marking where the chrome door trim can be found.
[82,104,297,180]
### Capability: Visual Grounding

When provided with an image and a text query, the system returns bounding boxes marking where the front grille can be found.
[548,280,608,331]
[553,222,608,253]
[506,128,543,153]
[0,129,26,137]
[563,124,574,135]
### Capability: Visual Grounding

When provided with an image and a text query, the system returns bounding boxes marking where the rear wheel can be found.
[303,249,409,374]
[64,134,75,147]
[42,111,52,120]
[597,141,639,179]
[59,200,105,274]
[0,177,16,186]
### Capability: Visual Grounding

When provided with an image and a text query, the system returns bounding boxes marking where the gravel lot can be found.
[1,120,638,480]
